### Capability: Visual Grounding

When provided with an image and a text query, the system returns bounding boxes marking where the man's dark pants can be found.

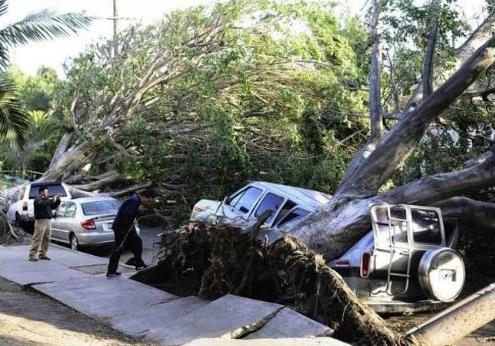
[107,227,145,274]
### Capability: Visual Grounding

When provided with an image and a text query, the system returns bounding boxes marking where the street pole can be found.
[113,0,119,56]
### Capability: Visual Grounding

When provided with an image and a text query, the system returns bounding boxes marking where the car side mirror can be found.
[223,196,231,205]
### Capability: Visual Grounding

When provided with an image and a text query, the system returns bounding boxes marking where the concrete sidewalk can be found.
[0,244,348,345]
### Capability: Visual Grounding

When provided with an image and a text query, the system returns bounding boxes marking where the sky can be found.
[2,0,486,76]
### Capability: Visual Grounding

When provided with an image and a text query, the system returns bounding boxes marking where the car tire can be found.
[70,234,79,251]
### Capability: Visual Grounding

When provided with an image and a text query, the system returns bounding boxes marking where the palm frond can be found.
[0,80,30,148]
[0,0,7,18]
[0,10,92,48]
[0,45,8,71]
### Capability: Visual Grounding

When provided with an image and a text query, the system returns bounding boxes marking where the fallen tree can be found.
[3,0,494,292]
[281,0,495,260]
[133,217,417,346]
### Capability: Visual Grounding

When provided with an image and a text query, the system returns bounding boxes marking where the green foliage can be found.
[0,79,29,147]
[41,0,368,225]
[0,67,66,172]
[394,96,494,186]
[379,0,469,107]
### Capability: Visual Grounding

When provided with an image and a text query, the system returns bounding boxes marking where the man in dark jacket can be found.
[29,186,60,261]
[106,189,154,277]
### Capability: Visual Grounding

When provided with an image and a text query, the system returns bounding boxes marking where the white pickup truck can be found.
[7,182,72,227]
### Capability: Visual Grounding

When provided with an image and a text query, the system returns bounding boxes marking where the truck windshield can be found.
[29,184,67,199]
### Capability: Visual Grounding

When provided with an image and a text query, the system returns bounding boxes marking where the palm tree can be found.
[0,79,29,147]
[0,0,91,144]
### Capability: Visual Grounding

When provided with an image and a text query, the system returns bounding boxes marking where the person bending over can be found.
[106,189,154,277]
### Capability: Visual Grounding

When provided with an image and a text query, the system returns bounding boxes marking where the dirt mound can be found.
[133,220,417,345]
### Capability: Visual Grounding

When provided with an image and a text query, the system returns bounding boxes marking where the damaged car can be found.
[190,181,332,232]
[191,182,466,313]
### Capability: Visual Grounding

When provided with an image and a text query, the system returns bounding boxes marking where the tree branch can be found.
[369,0,383,142]
[433,196,495,231]
[403,11,495,112]
[48,131,74,170]
[385,150,494,205]
[337,39,495,197]
[422,0,440,99]
[72,171,122,191]
[107,181,152,197]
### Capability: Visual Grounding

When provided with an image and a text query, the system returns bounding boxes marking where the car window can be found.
[82,200,120,216]
[235,187,262,214]
[277,208,310,227]
[57,203,67,217]
[254,193,284,223]
[29,184,67,199]
[64,202,77,218]
[273,200,297,225]
[411,209,442,245]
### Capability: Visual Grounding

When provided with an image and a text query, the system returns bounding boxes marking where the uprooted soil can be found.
[133,220,417,346]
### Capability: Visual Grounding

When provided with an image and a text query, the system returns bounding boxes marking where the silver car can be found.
[190,181,332,235]
[51,197,140,250]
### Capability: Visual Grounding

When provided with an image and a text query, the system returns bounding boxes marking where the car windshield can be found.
[81,200,119,216]
[29,184,67,199]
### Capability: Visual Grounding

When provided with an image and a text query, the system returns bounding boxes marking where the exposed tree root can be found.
[133,221,419,345]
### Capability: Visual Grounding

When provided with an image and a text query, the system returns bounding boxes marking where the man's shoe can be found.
[28,257,38,262]
[39,255,51,260]
[106,272,121,278]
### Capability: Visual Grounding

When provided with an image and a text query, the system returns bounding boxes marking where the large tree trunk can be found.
[286,149,494,261]
[37,141,96,182]
[286,34,495,260]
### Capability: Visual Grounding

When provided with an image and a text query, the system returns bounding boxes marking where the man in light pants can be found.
[28,186,60,261]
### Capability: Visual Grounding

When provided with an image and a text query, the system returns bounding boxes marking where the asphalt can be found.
[80,225,163,267]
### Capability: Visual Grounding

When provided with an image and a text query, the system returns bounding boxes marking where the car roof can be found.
[249,181,331,211]
[71,197,118,203]
[30,181,63,186]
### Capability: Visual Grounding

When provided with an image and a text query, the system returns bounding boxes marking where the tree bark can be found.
[385,150,495,204]
[72,171,122,191]
[422,0,440,99]
[337,40,495,197]
[433,196,495,231]
[339,0,382,185]
[38,141,95,182]
[455,12,495,68]
[407,283,495,346]
[403,11,495,111]
[107,181,152,197]
[286,150,495,261]
[369,0,383,142]
[48,131,74,170]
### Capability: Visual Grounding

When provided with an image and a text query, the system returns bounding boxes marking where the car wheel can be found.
[70,234,79,251]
